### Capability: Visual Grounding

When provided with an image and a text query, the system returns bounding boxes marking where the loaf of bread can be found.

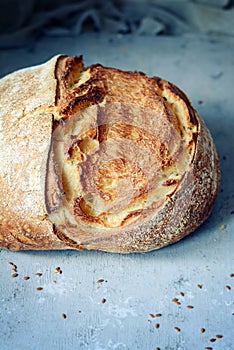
[0,55,220,252]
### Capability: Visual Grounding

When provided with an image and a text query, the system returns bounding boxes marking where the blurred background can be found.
[0,0,234,48]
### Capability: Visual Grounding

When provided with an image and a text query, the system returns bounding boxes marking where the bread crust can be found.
[0,55,220,252]
[0,56,66,250]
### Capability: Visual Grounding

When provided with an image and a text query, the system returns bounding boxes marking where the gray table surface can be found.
[0,33,233,350]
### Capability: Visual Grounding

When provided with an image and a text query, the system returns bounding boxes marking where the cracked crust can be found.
[0,55,220,252]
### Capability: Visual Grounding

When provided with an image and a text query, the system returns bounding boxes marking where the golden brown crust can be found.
[0,56,69,250]
[0,55,220,252]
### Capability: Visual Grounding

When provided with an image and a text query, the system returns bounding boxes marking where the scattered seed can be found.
[174,327,180,332]
[179,292,184,297]
[62,313,67,319]
[36,287,43,291]
[225,285,231,290]
[8,262,17,268]
[35,272,42,277]
[53,280,57,284]
[172,297,181,305]
[23,276,30,280]
[9,262,17,272]
[215,334,223,339]
[97,279,104,283]
[55,267,62,274]
[187,305,194,309]
[148,313,155,318]
[197,284,203,289]
[155,323,160,329]
[210,338,216,343]
[11,273,18,278]
[101,298,106,304]
[200,328,206,333]
[230,273,234,278]
[155,313,162,317]
[220,225,225,230]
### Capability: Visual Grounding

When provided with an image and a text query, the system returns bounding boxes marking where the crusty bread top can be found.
[47,56,203,245]
[0,55,219,252]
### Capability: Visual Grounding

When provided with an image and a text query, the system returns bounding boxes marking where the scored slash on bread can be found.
[0,55,220,252]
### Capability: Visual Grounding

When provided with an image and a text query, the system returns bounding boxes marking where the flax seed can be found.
[101,298,106,304]
[179,292,184,297]
[155,323,160,329]
[230,273,234,278]
[97,279,104,283]
[8,262,17,268]
[172,297,181,305]
[200,328,205,333]
[11,273,18,278]
[35,272,42,277]
[155,313,162,317]
[36,287,43,291]
[148,313,155,318]
[9,263,17,272]
[215,334,223,339]
[186,305,194,309]
[23,276,30,280]
[197,284,203,289]
[174,327,180,332]
[225,285,231,290]
[210,338,216,343]
[55,267,62,274]
[62,313,67,319]
[172,297,178,302]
